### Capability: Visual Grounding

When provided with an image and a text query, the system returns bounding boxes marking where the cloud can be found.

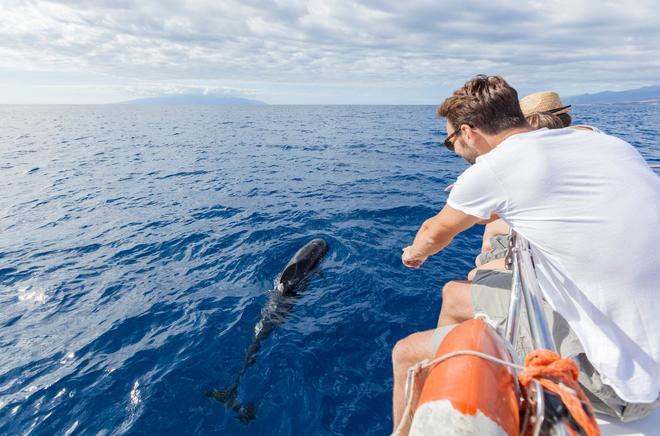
[1,0,659,102]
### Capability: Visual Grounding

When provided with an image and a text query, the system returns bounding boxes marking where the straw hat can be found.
[519,91,571,117]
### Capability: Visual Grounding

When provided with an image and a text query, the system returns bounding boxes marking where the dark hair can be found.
[437,75,527,135]
[526,112,564,130]
[557,112,572,128]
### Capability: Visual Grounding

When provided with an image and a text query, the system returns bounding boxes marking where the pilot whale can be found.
[207,238,328,422]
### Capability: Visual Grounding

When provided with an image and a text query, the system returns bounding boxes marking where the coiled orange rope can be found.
[518,349,600,436]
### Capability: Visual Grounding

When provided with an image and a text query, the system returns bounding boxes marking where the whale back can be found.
[277,239,328,294]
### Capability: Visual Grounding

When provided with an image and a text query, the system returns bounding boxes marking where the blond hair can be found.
[526,112,564,130]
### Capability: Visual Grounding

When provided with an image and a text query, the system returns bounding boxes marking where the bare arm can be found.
[402,204,482,268]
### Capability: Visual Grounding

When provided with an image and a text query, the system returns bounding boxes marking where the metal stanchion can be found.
[504,231,522,348]
[513,232,556,351]
[509,231,570,436]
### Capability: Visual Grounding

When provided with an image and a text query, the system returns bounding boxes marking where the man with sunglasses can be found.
[391,75,660,430]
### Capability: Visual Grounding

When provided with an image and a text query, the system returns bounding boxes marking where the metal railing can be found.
[505,230,570,436]
[505,231,557,351]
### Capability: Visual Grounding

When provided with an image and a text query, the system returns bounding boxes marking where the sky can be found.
[1,0,659,104]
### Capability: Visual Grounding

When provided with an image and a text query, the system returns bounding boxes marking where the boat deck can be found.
[598,405,660,435]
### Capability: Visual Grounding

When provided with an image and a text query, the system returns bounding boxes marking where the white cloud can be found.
[0,0,659,102]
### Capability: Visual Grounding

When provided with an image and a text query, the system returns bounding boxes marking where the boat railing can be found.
[505,230,556,353]
[506,230,572,436]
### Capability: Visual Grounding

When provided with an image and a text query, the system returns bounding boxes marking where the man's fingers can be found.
[402,257,422,269]
[402,246,424,269]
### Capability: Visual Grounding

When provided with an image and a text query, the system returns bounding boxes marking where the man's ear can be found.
[462,124,477,141]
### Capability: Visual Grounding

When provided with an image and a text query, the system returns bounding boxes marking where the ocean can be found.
[1,103,659,434]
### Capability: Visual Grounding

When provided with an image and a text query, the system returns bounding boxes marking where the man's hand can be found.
[401,246,427,269]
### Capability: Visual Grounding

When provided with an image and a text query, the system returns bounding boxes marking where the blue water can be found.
[1,104,659,434]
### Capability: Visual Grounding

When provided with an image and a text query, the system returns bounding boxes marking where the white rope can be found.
[392,350,524,436]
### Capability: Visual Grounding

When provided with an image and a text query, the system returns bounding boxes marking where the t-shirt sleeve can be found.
[446,162,507,219]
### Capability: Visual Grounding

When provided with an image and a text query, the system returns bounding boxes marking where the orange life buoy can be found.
[410,319,520,435]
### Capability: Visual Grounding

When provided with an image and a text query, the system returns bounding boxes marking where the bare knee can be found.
[441,280,464,307]
[440,280,473,323]
[392,337,414,371]
[392,331,434,373]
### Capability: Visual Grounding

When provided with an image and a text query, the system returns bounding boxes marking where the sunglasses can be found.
[442,124,473,151]
[443,130,459,151]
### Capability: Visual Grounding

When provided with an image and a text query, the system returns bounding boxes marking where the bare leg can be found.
[467,257,506,281]
[392,329,436,433]
[438,280,474,327]
[391,282,475,433]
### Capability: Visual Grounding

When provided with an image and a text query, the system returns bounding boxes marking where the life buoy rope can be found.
[518,349,599,436]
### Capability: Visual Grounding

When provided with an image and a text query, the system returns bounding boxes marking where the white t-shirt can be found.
[448,127,660,403]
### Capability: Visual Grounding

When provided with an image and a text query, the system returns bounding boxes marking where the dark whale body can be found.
[207,239,328,422]
[277,238,329,294]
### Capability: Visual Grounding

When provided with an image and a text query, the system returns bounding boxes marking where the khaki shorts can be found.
[434,269,659,422]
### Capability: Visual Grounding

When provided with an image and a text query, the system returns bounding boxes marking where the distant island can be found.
[112,86,660,106]
[566,85,660,104]
[116,94,266,105]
